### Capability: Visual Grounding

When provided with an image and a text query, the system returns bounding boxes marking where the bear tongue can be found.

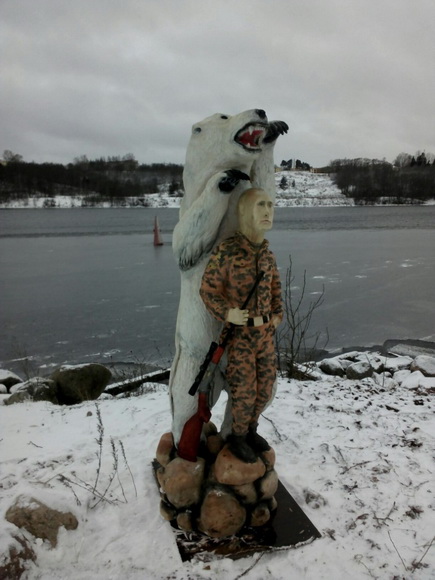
[238,128,264,148]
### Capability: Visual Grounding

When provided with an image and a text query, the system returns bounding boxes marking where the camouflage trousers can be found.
[225,322,277,436]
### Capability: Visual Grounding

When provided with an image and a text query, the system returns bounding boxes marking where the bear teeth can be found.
[235,124,265,149]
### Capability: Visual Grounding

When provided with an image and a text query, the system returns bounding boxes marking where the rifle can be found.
[177,271,265,462]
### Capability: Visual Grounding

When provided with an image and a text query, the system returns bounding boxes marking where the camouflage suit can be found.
[200,231,283,436]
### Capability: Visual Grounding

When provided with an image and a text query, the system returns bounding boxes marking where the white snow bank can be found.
[1,371,434,579]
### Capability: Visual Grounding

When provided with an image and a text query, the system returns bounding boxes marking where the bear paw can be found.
[218,169,251,193]
[263,121,289,144]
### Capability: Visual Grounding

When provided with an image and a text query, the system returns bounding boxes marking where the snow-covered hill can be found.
[275,171,354,207]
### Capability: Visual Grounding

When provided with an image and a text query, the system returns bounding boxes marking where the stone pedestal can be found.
[154,426,279,539]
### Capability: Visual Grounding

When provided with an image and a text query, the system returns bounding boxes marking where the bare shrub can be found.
[276,256,328,379]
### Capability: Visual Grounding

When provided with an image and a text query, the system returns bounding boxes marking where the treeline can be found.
[2,149,435,205]
[0,152,184,202]
[280,158,312,171]
[330,153,435,204]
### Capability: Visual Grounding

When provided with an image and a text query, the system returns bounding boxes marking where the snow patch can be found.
[1,371,434,578]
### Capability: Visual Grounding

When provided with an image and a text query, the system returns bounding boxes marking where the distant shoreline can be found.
[1,171,434,210]
[1,197,434,210]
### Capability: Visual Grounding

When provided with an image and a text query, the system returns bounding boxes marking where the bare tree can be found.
[3,149,23,163]
[276,256,328,379]
[393,152,412,168]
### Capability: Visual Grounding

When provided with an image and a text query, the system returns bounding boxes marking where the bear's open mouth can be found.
[234,123,267,151]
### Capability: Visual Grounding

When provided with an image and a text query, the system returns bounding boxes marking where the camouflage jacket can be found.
[200,231,283,323]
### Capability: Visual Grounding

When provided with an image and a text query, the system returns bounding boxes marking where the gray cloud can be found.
[1,0,434,166]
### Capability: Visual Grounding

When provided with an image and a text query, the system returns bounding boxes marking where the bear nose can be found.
[255,109,266,119]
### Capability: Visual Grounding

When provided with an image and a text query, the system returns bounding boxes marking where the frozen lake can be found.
[0,206,434,375]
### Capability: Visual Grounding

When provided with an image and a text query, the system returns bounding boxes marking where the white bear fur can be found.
[170,109,280,445]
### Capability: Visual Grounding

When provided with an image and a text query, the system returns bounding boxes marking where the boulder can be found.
[198,487,246,538]
[0,369,23,391]
[232,482,257,505]
[159,500,176,521]
[420,377,435,390]
[261,446,276,472]
[4,389,31,405]
[155,466,166,489]
[50,363,111,404]
[372,373,396,390]
[213,445,266,486]
[269,496,278,512]
[155,432,174,467]
[176,511,194,532]
[401,371,425,390]
[393,369,412,385]
[5,496,78,548]
[0,534,36,579]
[203,421,218,437]
[250,503,271,527]
[318,358,345,377]
[383,356,413,373]
[207,433,224,456]
[161,457,205,508]
[361,353,385,373]
[346,361,373,380]
[258,469,279,500]
[5,377,58,405]
[410,355,435,377]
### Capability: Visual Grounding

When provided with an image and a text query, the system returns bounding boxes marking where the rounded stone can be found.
[260,446,276,471]
[155,466,165,490]
[214,445,266,486]
[411,355,435,377]
[319,358,345,376]
[156,432,174,467]
[207,434,224,456]
[162,457,205,508]
[5,496,78,548]
[269,496,278,512]
[160,500,176,521]
[250,503,270,527]
[259,469,279,500]
[203,421,218,437]
[176,511,194,532]
[346,361,373,380]
[232,482,257,505]
[198,488,246,538]
[50,363,111,404]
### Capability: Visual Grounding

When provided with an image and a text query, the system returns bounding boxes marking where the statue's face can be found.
[248,191,274,233]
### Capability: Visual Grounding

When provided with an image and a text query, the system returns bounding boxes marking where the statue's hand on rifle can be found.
[226,308,249,326]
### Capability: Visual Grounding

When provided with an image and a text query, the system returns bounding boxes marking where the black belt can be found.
[246,315,270,327]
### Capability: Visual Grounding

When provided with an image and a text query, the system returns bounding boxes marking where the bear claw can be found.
[218,169,251,193]
[263,121,289,144]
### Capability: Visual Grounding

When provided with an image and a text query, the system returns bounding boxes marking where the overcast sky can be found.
[1,0,434,167]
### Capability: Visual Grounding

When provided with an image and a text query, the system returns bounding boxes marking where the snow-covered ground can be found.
[1,350,434,579]
[0,172,353,209]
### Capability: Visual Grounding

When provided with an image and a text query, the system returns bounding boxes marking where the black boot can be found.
[247,425,271,452]
[227,434,257,463]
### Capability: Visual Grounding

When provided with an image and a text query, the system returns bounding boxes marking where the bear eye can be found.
[220,115,228,120]
[193,127,202,134]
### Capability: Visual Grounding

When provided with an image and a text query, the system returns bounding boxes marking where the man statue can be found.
[200,188,283,463]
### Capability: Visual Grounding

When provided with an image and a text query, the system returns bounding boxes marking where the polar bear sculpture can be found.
[170,109,288,445]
